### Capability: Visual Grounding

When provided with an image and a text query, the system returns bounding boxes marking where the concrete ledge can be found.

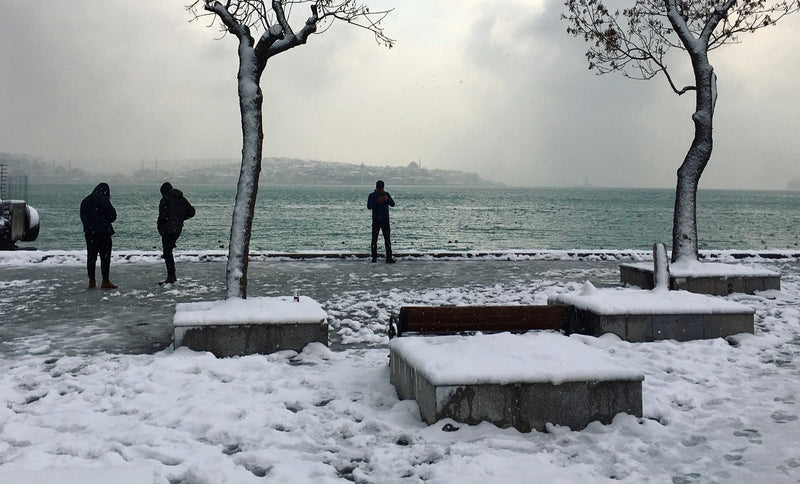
[620,262,780,295]
[175,321,327,358]
[389,332,643,432]
[559,306,754,342]
[549,285,755,342]
[173,296,328,357]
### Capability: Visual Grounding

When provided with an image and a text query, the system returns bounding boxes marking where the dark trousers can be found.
[161,232,180,279]
[85,233,113,282]
[371,219,392,260]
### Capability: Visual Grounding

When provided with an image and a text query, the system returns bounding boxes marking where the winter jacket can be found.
[158,186,195,236]
[367,190,395,222]
[80,183,117,235]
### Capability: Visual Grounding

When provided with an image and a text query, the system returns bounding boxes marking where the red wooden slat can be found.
[397,305,566,335]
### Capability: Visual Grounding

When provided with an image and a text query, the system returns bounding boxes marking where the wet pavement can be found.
[0,256,633,357]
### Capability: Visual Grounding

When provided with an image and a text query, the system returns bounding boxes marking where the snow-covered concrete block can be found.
[620,261,780,295]
[389,331,644,432]
[173,296,328,357]
[550,283,755,342]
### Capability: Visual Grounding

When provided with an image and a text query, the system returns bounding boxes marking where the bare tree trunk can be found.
[226,41,264,299]
[671,53,715,263]
[199,1,385,298]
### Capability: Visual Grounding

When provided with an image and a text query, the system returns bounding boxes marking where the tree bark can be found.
[225,36,264,299]
[201,2,340,298]
[665,0,729,264]
[671,49,715,263]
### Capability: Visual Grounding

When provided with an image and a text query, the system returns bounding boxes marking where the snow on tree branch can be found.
[563,0,800,95]
[187,0,395,51]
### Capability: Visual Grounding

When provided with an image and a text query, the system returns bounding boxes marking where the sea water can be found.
[19,183,800,252]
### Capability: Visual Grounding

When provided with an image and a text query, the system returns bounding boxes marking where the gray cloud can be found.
[1,0,798,189]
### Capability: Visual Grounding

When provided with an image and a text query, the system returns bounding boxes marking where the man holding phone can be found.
[367,180,396,263]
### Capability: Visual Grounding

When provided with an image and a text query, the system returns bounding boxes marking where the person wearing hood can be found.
[79,183,118,289]
[367,180,396,263]
[157,182,195,284]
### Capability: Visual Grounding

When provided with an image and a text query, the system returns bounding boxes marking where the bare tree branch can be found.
[563,0,800,94]
[187,0,395,50]
[203,1,249,38]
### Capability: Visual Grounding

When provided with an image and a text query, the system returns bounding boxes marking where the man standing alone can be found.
[367,180,396,263]
[80,183,117,289]
[157,182,195,284]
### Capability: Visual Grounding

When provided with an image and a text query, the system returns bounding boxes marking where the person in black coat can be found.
[157,182,195,284]
[79,183,117,289]
[367,180,396,263]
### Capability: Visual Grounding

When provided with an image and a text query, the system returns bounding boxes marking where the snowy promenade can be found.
[1,252,799,482]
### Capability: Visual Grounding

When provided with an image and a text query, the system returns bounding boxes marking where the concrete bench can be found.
[619,262,781,295]
[389,331,643,432]
[619,241,780,296]
[387,305,642,432]
[549,243,757,342]
[388,304,567,338]
[549,283,755,342]
[173,296,328,357]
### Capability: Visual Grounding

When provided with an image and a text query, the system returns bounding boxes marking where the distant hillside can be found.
[1,153,500,187]
[1,152,89,185]
[170,158,501,187]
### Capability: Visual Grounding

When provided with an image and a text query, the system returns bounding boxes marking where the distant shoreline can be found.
[2,155,503,188]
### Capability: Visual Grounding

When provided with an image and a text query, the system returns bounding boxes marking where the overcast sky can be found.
[1,0,799,189]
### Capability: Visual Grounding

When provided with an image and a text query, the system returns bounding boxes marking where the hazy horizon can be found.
[6,152,800,191]
[2,1,799,190]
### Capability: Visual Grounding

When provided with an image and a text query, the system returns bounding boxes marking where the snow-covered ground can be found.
[1,251,799,483]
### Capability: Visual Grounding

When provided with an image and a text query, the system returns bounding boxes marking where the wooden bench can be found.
[388,305,567,338]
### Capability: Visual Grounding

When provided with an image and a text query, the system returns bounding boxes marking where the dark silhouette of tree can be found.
[564,0,799,262]
[188,0,393,298]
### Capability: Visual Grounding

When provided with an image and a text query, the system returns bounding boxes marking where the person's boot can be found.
[101,280,118,289]
[87,280,96,289]
[166,275,177,284]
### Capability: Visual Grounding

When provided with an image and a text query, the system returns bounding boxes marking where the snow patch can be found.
[552,286,753,315]
[173,295,327,326]
[390,331,644,385]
